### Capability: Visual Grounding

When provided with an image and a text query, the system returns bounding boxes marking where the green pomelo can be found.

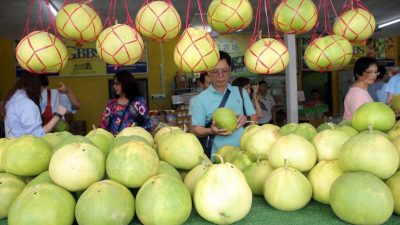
[279,123,299,135]
[243,160,273,195]
[157,160,183,182]
[116,126,154,147]
[106,140,159,188]
[230,151,253,171]
[244,128,280,161]
[0,173,25,219]
[75,180,135,225]
[223,146,240,162]
[330,172,394,225]
[337,120,353,127]
[312,129,350,161]
[292,123,317,141]
[385,171,400,215]
[213,145,239,163]
[53,135,96,152]
[53,120,69,132]
[261,123,280,131]
[268,134,317,172]
[390,136,400,169]
[8,183,76,225]
[85,128,114,156]
[2,135,52,176]
[352,102,395,132]
[109,135,152,152]
[194,163,252,224]
[136,174,192,225]
[335,125,358,137]
[339,130,399,180]
[86,128,114,143]
[317,122,336,132]
[263,166,312,211]
[25,171,54,190]
[391,95,400,112]
[49,142,105,191]
[0,138,14,172]
[42,131,72,149]
[158,132,203,170]
[154,126,183,146]
[184,164,210,196]
[240,124,262,149]
[307,160,343,205]
[212,107,238,133]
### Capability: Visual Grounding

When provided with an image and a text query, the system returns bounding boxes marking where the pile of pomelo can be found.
[0,101,399,225]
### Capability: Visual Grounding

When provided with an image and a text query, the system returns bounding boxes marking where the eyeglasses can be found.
[208,68,230,76]
[363,70,380,77]
[113,81,121,86]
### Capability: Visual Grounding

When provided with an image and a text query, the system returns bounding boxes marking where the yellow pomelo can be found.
[16,31,68,73]
[96,24,144,66]
[304,35,353,71]
[333,8,375,42]
[174,27,220,72]
[244,38,289,74]
[273,0,318,34]
[135,1,181,42]
[56,3,103,42]
[207,0,253,34]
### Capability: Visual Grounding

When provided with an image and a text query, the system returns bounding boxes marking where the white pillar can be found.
[284,34,298,123]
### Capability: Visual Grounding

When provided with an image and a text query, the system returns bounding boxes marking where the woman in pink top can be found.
[343,57,378,120]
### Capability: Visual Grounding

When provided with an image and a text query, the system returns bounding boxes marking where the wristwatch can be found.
[53,112,63,118]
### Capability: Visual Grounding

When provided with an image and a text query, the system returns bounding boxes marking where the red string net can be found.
[273,0,318,34]
[55,0,103,43]
[16,0,68,74]
[332,0,376,42]
[206,0,253,34]
[303,0,353,72]
[96,0,144,67]
[244,0,289,75]
[173,0,220,73]
[135,0,181,42]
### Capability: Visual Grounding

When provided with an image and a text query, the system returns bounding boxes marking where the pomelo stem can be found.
[328,122,335,130]
[212,154,224,164]
[368,124,373,133]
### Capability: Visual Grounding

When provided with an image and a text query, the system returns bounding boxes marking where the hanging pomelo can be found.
[333,8,376,42]
[174,27,220,73]
[16,31,68,73]
[244,38,289,74]
[56,3,103,42]
[207,0,253,34]
[304,35,353,71]
[96,24,144,66]
[273,0,318,34]
[135,1,181,42]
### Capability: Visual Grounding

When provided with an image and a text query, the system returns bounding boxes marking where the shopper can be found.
[257,81,276,125]
[99,70,151,135]
[0,73,67,137]
[188,72,212,115]
[231,77,262,121]
[304,89,324,108]
[368,65,389,102]
[39,74,81,124]
[385,70,400,107]
[343,57,378,120]
[191,51,256,157]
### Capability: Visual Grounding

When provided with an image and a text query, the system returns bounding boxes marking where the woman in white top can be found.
[343,57,378,120]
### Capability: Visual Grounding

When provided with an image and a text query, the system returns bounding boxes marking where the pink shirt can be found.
[343,87,373,120]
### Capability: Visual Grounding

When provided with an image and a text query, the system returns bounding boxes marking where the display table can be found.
[1,196,399,225]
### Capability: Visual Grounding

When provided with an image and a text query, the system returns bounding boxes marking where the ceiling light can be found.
[49,1,58,16]
[378,18,400,29]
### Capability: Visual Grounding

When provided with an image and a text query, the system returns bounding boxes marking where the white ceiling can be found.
[0,0,399,40]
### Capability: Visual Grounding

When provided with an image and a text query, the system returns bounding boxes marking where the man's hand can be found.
[236,115,247,128]
[210,121,231,136]
[58,82,68,94]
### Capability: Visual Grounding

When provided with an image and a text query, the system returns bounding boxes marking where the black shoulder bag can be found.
[198,89,231,158]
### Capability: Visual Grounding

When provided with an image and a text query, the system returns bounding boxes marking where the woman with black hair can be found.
[99,70,151,135]
[343,57,378,120]
[0,73,66,137]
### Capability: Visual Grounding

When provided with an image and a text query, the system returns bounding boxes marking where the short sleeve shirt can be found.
[343,87,373,120]
[41,88,76,114]
[385,73,400,95]
[191,84,256,154]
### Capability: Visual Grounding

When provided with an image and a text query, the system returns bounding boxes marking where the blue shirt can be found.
[192,84,256,154]
[368,81,387,102]
[40,88,76,114]
[386,73,400,95]
[5,90,45,138]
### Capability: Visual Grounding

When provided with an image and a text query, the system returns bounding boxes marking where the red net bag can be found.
[135,0,181,42]
[16,0,68,74]
[55,0,103,43]
[96,0,144,66]
[244,0,289,75]
[174,0,220,73]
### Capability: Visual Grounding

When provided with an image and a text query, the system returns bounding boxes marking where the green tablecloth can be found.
[1,196,399,225]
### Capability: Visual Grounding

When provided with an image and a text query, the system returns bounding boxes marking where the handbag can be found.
[198,89,231,158]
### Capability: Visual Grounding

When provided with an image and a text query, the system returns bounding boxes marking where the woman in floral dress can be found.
[99,70,150,135]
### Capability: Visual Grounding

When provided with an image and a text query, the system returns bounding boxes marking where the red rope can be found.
[185,0,191,28]
[196,0,206,30]
[250,0,262,47]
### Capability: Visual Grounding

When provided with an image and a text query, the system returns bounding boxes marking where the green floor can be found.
[1,196,399,225]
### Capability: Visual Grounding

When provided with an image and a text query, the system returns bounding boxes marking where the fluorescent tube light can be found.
[378,18,400,29]
[49,1,58,16]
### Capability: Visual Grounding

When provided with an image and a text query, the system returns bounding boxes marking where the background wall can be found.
[0,37,182,132]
